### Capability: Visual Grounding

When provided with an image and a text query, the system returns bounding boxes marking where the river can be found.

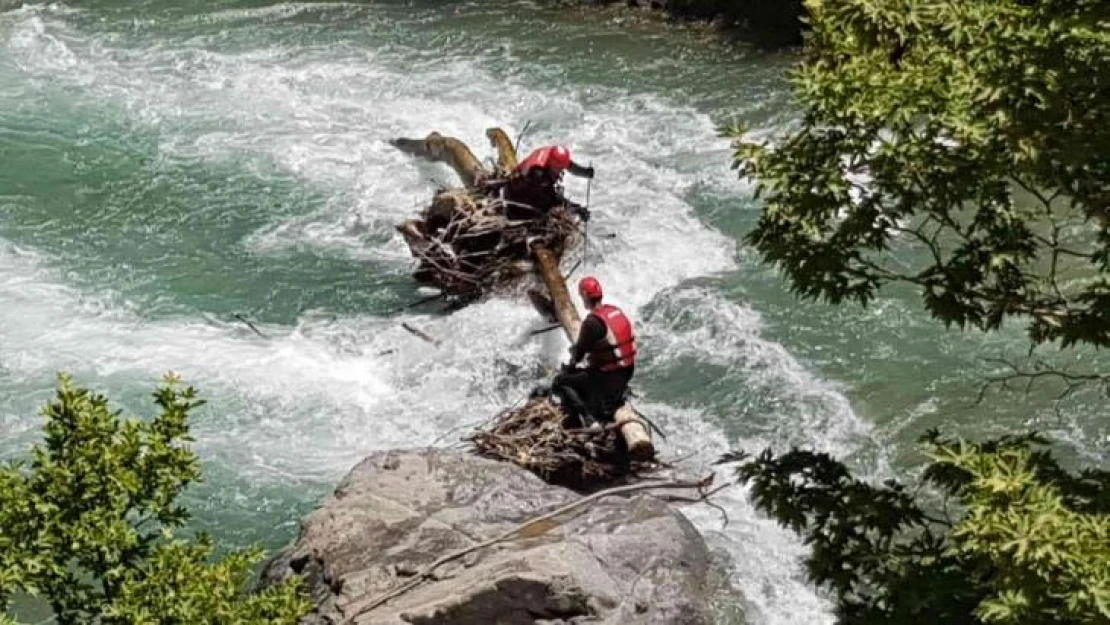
[1,1,1106,623]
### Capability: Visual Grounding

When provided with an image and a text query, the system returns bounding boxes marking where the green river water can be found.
[1,1,1106,623]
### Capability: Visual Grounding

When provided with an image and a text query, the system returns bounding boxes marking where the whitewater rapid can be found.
[0,3,879,622]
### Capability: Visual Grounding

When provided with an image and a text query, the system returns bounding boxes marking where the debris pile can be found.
[399,188,581,302]
[391,128,584,306]
[467,396,660,489]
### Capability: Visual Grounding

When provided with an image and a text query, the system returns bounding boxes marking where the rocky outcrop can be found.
[261,449,713,625]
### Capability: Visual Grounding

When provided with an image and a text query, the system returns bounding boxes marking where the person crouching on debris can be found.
[504,145,594,221]
[552,276,635,426]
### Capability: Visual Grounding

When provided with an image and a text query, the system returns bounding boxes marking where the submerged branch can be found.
[973,355,1110,412]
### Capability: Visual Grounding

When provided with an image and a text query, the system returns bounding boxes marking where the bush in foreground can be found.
[0,373,312,624]
[721,431,1110,624]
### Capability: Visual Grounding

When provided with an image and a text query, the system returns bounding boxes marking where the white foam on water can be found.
[3,11,80,75]
[0,237,554,478]
[196,2,364,26]
[635,286,876,624]
[0,241,384,425]
[0,7,885,624]
[643,399,838,623]
[646,286,871,453]
[6,8,741,283]
[0,238,851,624]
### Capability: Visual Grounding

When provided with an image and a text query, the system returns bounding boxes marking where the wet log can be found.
[533,247,582,339]
[389,131,488,188]
[532,247,654,461]
[486,127,518,172]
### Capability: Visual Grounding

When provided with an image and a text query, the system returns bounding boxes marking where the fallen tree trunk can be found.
[533,247,582,338]
[533,246,655,461]
[389,131,488,188]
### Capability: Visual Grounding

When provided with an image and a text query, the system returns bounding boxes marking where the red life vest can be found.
[514,146,572,175]
[586,304,636,371]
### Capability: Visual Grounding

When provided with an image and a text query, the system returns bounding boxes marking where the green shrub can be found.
[0,373,313,624]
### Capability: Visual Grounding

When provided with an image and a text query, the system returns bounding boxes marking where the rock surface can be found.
[262,449,713,625]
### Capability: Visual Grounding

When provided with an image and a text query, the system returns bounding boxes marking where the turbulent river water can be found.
[1,1,1106,623]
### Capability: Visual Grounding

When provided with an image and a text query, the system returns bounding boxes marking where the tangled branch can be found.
[467,397,662,488]
[398,185,582,306]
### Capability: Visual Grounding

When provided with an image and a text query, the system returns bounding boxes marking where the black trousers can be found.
[552,366,634,424]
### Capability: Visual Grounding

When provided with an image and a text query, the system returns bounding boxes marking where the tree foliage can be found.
[721,432,1110,624]
[728,0,1110,348]
[721,1,1110,622]
[0,373,312,624]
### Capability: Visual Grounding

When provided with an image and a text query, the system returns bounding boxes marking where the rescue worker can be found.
[504,145,594,221]
[516,145,595,180]
[551,276,636,425]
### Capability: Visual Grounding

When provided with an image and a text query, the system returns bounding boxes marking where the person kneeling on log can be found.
[551,276,635,427]
[504,145,594,221]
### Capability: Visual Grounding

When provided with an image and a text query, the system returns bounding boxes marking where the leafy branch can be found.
[718,431,1110,625]
[727,0,1110,351]
[0,374,313,624]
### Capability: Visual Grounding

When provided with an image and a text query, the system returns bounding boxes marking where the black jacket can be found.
[568,313,607,367]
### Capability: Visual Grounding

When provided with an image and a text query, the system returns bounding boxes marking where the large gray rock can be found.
[262,449,712,625]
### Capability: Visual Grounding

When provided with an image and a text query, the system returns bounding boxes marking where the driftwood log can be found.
[389,131,487,189]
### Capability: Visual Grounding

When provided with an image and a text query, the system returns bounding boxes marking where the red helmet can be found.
[578,276,603,300]
[513,145,573,175]
[547,145,572,171]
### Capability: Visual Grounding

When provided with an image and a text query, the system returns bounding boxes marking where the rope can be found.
[582,219,589,275]
[582,163,592,274]
[565,163,593,282]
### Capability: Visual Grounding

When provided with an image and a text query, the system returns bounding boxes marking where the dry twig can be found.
[399,182,581,304]
[467,397,661,487]
[401,322,440,346]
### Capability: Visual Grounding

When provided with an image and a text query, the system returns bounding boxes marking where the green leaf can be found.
[0,374,313,624]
